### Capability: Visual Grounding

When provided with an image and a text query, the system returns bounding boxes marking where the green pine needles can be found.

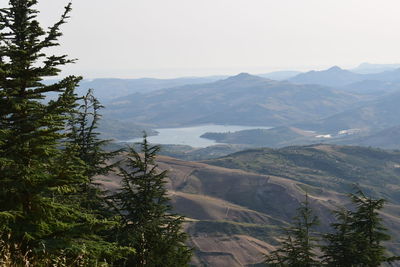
[68,89,120,212]
[0,0,91,260]
[321,190,400,266]
[0,1,192,265]
[110,138,192,266]
[266,190,399,267]
[2,1,398,266]
[265,194,320,267]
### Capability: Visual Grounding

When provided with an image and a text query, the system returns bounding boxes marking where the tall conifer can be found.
[0,1,124,264]
[110,137,192,266]
[265,195,320,267]
[322,190,399,266]
[320,209,357,266]
[68,89,120,210]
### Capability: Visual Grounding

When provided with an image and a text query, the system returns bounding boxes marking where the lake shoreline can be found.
[125,124,272,148]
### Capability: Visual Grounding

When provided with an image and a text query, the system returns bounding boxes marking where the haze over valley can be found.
[90,64,400,264]
[5,0,400,265]
[91,63,400,153]
[92,64,400,264]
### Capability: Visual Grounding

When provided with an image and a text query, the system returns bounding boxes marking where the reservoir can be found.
[128,124,271,148]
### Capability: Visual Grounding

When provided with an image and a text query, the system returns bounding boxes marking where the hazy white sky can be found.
[32,0,400,78]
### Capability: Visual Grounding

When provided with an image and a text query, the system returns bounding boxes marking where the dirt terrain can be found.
[98,153,400,266]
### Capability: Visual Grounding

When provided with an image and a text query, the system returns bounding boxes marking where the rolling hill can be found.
[340,125,400,149]
[205,145,400,203]
[257,70,301,80]
[76,70,303,103]
[289,66,363,87]
[199,103,400,150]
[351,62,400,74]
[289,66,400,88]
[95,70,400,148]
[104,73,361,128]
[76,76,226,102]
[200,126,315,148]
[99,145,400,266]
[339,80,400,96]
[297,90,400,133]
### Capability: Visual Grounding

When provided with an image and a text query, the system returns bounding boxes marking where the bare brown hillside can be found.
[97,152,400,266]
[156,156,341,266]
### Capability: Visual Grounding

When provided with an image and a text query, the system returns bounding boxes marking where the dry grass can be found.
[0,235,108,267]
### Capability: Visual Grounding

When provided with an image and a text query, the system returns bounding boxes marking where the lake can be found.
[128,124,271,148]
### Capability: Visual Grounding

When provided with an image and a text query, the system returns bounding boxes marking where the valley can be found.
[97,65,400,151]
[99,144,400,266]
[94,65,400,265]
[126,124,271,147]
[4,1,400,265]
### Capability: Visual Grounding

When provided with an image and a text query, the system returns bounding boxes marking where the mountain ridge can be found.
[98,145,400,265]
[104,73,361,128]
[289,66,400,88]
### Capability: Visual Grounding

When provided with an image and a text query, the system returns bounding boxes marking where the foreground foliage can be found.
[321,190,399,266]
[0,0,191,265]
[266,190,399,266]
[110,138,192,266]
[0,0,106,263]
[265,195,320,266]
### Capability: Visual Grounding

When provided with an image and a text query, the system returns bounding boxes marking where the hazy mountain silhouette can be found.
[105,73,360,127]
[289,66,363,87]
[289,66,400,88]
[257,70,301,80]
[351,62,400,74]
[75,76,226,102]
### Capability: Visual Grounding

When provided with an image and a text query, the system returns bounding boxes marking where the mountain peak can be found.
[222,73,270,84]
[327,66,344,72]
[289,65,360,87]
[232,72,253,78]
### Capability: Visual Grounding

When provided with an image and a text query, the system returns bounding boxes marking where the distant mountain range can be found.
[104,73,360,128]
[351,62,400,74]
[60,63,399,102]
[76,76,226,102]
[288,65,400,88]
[73,71,299,102]
[92,64,400,265]
[299,90,400,132]
[201,89,400,149]
[76,63,400,148]
[339,80,400,96]
[289,66,362,87]
[344,125,400,149]
[257,70,301,80]
[75,71,302,102]
[95,63,400,265]
[69,63,400,102]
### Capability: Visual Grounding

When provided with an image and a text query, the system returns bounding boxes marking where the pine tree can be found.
[68,89,120,210]
[265,194,320,267]
[322,190,399,266]
[320,209,357,266]
[110,137,192,266]
[0,0,125,264]
[350,190,392,266]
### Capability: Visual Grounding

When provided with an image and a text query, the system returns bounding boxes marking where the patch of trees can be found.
[1,1,399,266]
[0,0,191,266]
[265,191,400,266]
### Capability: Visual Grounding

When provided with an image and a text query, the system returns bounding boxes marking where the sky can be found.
[32,0,400,78]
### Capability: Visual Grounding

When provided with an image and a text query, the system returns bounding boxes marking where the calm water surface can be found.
[128,124,271,148]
